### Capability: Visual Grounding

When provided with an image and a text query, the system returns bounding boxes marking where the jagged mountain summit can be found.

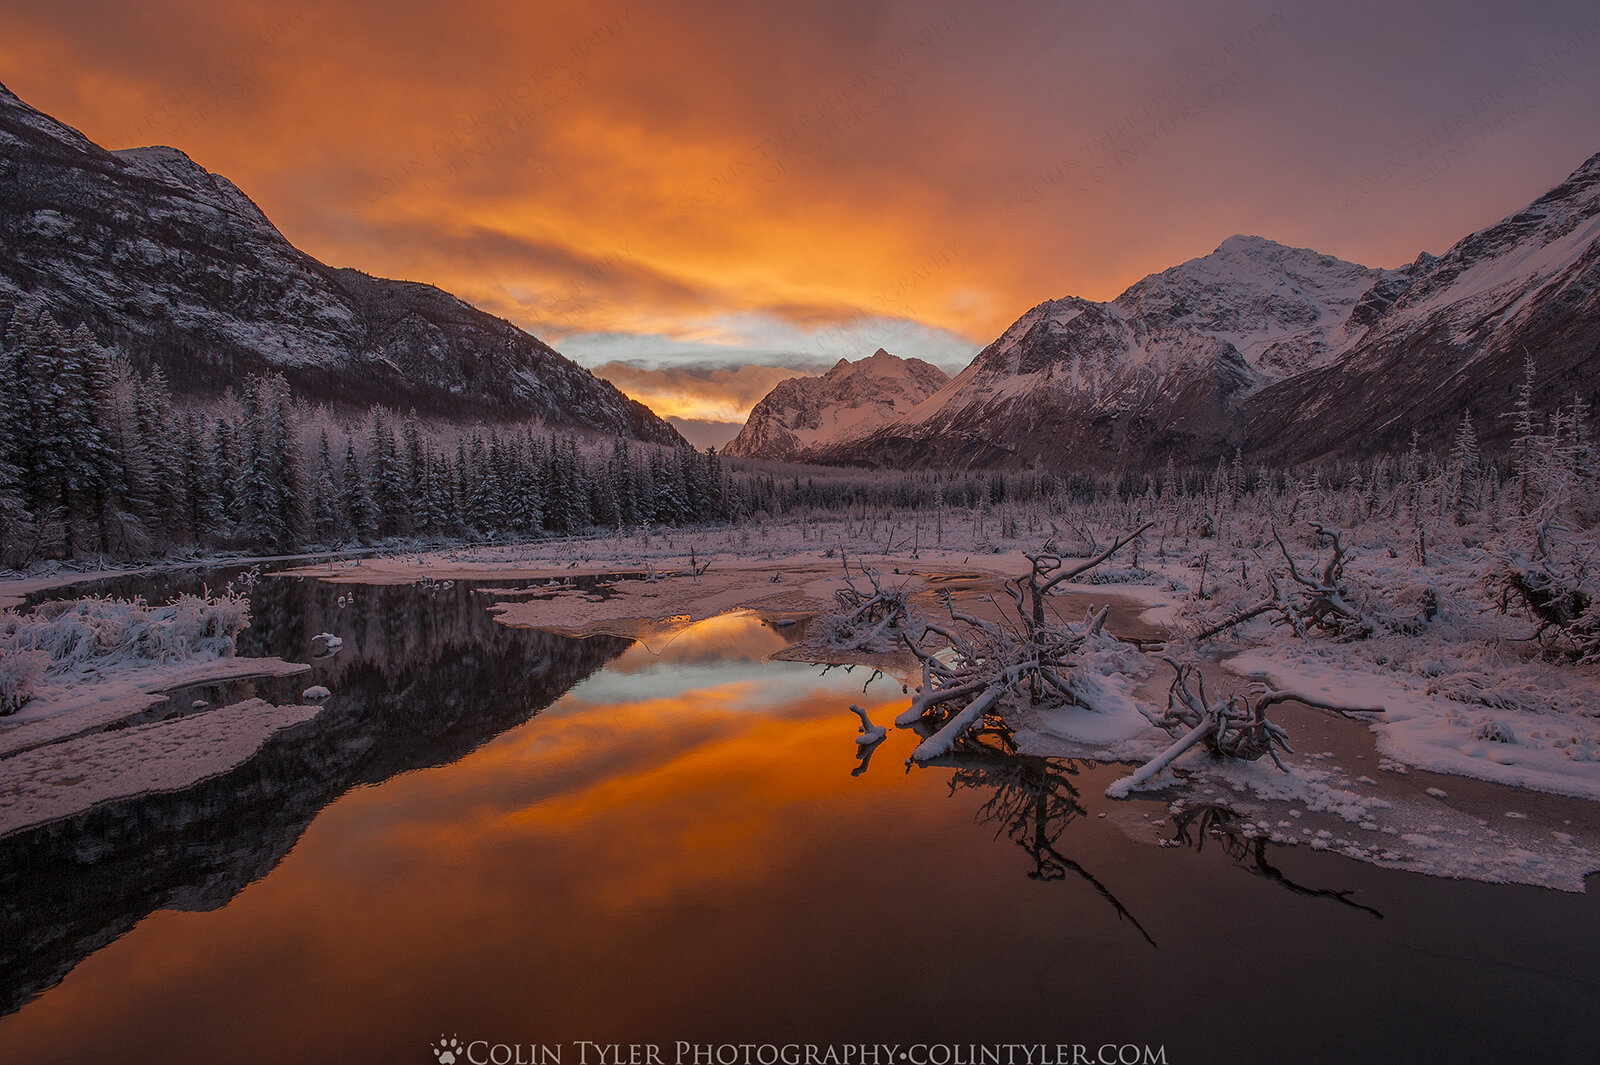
[0,83,682,444]
[800,237,1407,469]
[797,153,1600,471]
[1242,152,1600,461]
[721,349,950,460]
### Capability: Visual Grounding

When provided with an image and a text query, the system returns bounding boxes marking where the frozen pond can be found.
[1,567,1598,1064]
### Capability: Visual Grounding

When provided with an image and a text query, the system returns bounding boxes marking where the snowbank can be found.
[0,697,322,836]
[1,592,308,755]
[0,655,311,757]
[1224,647,1600,803]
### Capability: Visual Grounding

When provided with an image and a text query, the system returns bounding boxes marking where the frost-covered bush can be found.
[1472,718,1518,744]
[1495,522,1599,662]
[0,644,47,715]
[0,592,251,711]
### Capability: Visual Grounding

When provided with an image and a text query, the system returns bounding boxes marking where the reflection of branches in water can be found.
[815,663,892,696]
[1172,805,1384,919]
[931,743,1156,947]
[851,737,883,777]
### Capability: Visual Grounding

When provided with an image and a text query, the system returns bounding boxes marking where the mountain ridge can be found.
[721,348,950,460]
[0,82,684,445]
[787,154,1600,471]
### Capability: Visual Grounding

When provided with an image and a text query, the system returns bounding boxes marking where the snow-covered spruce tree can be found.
[0,317,35,564]
[1448,411,1482,524]
[419,451,455,536]
[402,413,426,516]
[239,372,301,551]
[308,429,339,546]
[369,408,406,538]
[340,435,376,544]
[211,414,240,535]
[177,410,218,546]
[608,439,636,528]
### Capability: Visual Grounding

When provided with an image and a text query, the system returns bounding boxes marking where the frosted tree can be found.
[1510,352,1541,516]
[340,435,376,543]
[479,431,510,532]
[211,415,240,533]
[177,411,217,545]
[0,330,31,563]
[238,373,300,550]
[1448,411,1481,522]
[308,429,339,545]
[402,413,425,510]
[369,408,405,537]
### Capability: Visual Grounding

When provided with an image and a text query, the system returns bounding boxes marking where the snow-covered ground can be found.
[0,697,321,836]
[0,591,315,835]
[0,654,310,758]
[277,513,1600,889]
[8,493,1600,888]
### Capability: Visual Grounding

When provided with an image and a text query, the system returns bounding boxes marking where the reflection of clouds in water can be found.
[358,676,914,912]
[561,659,865,715]
[617,611,791,669]
[559,611,858,709]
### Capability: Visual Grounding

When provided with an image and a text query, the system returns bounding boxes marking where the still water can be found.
[1,568,1597,1064]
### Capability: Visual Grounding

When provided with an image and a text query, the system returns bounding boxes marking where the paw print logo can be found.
[434,1036,464,1063]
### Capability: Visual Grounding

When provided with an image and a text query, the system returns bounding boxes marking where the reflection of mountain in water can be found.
[0,574,632,1016]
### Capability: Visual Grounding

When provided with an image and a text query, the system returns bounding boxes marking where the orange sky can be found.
[3,0,1598,439]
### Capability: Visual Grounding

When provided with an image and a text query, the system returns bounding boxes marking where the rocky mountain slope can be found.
[0,82,682,444]
[721,349,949,460]
[1241,153,1600,461]
[803,239,1411,469]
[803,153,1600,471]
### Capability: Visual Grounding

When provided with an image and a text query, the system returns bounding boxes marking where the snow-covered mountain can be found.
[0,82,682,444]
[1242,152,1600,461]
[809,238,1405,469]
[816,153,1600,470]
[722,349,949,460]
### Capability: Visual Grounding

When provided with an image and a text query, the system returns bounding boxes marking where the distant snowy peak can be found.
[824,150,1600,471]
[1242,151,1600,463]
[943,235,1390,413]
[1114,235,1397,376]
[723,349,950,459]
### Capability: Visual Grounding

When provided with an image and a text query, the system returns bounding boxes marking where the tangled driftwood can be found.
[1195,523,1395,642]
[897,526,1151,762]
[1106,660,1384,797]
[1497,517,1600,661]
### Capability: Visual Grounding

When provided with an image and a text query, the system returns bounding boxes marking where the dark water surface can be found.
[1,567,1597,1065]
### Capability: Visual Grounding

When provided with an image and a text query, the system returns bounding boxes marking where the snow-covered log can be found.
[1107,660,1384,797]
[848,704,887,746]
[1193,522,1407,642]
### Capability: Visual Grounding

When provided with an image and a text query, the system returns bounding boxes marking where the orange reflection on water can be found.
[0,619,935,1061]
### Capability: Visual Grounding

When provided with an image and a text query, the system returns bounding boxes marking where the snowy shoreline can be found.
[276,532,1600,890]
[7,521,1600,888]
[0,697,322,838]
